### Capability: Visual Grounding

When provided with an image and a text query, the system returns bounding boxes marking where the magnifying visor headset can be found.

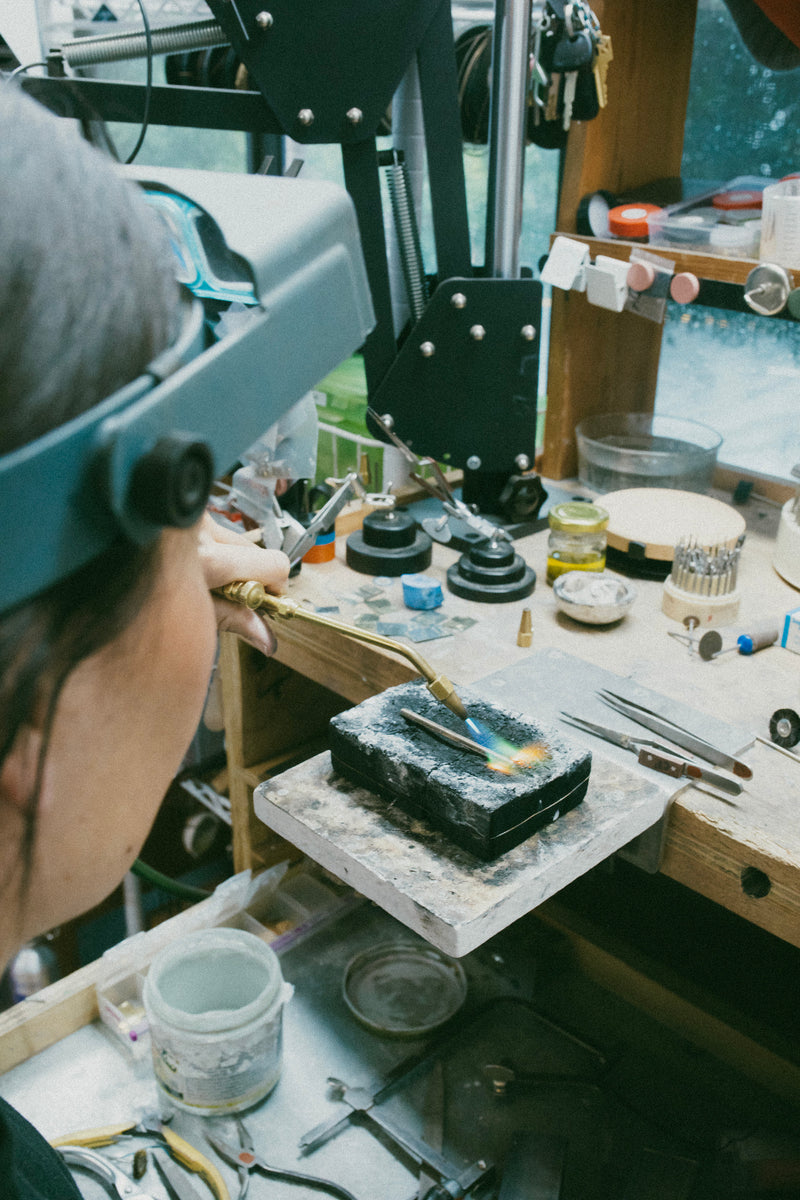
[0,169,374,617]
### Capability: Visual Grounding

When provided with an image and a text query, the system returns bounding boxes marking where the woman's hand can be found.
[198,513,290,656]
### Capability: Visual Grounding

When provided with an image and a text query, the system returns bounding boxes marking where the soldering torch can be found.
[219,580,469,721]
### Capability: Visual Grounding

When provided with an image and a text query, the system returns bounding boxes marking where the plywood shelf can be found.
[552,233,772,287]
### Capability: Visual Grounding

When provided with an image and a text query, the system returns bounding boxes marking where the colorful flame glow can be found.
[465,717,550,775]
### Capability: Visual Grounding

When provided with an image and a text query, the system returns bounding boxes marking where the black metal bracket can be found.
[371,276,543,477]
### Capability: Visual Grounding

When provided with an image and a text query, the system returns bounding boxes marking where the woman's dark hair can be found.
[0,85,182,899]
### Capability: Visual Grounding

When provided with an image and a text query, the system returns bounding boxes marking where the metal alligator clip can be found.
[597,690,753,779]
[367,408,509,546]
[286,472,358,568]
[560,713,742,797]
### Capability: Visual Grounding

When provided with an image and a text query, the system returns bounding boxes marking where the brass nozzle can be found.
[517,607,533,648]
[220,580,469,721]
[426,673,468,721]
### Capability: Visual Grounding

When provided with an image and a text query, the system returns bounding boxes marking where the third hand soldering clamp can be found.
[220,580,468,721]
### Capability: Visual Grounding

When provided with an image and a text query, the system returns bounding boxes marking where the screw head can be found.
[450,291,467,309]
[466,455,482,470]
[297,108,315,126]
[515,453,531,471]
[255,10,273,28]
[521,324,537,341]
[469,324,486,341]
[419,341,435,357]
[346,107,363,125]
[380,412,394,430]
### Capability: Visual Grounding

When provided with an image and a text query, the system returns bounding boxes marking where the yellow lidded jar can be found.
[547,501,609,583]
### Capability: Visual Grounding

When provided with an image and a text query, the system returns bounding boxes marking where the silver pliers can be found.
[205,1130,359,1200]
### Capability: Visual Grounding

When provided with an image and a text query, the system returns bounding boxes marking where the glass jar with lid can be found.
[547,501,609,583]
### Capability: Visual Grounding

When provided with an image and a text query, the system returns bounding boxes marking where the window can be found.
[655,0,800,481]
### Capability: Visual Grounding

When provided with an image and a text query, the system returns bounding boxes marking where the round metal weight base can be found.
[346,528,433,576]
[446,541,536,603]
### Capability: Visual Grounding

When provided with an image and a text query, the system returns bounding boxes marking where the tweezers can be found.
[561,713,742,797]
[399,708,517,771]
[597,690,752,779]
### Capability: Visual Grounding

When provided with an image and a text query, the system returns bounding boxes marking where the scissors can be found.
[205,1132,359,1200]
[56,1144,159,1200]
[560,713,743,796]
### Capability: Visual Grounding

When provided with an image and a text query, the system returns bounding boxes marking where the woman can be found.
[0,84,289,1196]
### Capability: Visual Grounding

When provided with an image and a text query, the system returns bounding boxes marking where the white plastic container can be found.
[760,179,800,269]
[143,927,292,1114]
[773,500,800,590]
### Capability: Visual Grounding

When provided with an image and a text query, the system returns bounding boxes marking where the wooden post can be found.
[540,0,699,478]
[219,634,352,871]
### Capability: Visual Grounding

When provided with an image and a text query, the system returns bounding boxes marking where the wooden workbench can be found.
[224,492,800,951]
[2,491,798,1107]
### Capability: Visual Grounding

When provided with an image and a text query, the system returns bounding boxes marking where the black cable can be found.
[125,0,152,164]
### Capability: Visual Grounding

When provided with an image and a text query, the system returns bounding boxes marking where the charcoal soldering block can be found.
[328,681,591,860]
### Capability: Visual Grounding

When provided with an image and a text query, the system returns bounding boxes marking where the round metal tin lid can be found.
[548,500,609,533]
[342,942,467,1037]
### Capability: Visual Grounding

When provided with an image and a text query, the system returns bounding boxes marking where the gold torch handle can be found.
[219,580,468,721]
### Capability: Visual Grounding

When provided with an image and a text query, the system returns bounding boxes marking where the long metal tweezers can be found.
[597,690,752,779]
[399,708,517,771]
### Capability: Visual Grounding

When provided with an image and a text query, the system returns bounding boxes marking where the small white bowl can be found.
[553,570,637,625]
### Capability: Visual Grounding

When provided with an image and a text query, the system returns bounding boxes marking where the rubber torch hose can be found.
[131,859,210,901]
[220,581,468,721]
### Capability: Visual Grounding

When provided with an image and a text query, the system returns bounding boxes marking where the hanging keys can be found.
[570,57,600,122]
[551,27,595,75]
[544,72,562,122]
[528,0,606,142]
[593,33,613,108]
[551,27,594,129]
[562,71,577,129]
[530,5,553,124]
[551,0,594,132]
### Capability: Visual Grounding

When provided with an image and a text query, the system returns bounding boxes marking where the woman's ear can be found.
[0,725,43,813]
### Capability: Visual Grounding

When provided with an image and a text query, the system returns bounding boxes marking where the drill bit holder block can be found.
[661,536,743,627]
[328,681,591,860]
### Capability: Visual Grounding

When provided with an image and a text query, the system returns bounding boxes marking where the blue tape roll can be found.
[401,573,443,610]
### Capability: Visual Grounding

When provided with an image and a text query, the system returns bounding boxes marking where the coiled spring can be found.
[384,151,428,323]
[61,18,227,68]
